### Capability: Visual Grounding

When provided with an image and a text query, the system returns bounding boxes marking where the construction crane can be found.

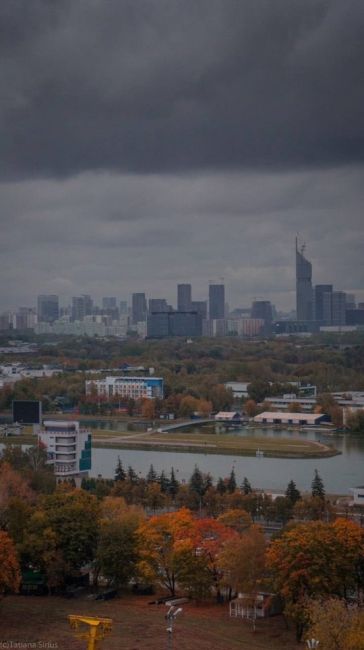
[68,615,112,650]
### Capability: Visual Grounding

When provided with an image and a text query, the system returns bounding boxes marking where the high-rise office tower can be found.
[296,238,313,321]
[332,291,347,326]
[148,298,169,314]
[102,297,117,310]
[37,295,59,322]
[251,300,273,323]
[314,285,333,323]
[177,284,192,311]
[209,284,225,319]
[191,300,207,319]
[119,300,128,314]
[132,293,147,324]
[71,295,93,321]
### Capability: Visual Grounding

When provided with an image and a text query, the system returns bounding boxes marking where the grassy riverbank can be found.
[92,430,339,458]
[1,427,339,458]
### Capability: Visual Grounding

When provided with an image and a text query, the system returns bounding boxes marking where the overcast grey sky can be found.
[1,0,364,311]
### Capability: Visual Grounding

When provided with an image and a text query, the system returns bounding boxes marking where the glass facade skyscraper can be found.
[296,239,313,321]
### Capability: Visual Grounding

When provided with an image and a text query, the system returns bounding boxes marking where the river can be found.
[86,420,364,495]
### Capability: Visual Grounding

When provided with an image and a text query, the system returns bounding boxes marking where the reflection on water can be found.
[90,423,364,495]
[1,415,364,494]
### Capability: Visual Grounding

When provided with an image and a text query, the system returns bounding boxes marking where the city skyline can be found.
[1,2,364,310]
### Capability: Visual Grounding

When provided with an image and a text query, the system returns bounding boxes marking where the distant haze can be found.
[1,1,364,310]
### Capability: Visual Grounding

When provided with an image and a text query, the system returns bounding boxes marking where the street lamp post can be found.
[165,606,182,650]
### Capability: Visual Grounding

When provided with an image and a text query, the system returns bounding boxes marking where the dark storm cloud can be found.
[1,168,363,310]
[1,0,364,179]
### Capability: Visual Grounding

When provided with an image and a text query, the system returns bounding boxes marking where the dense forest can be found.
[1,333,364,416]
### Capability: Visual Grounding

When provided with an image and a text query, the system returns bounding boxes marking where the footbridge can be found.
[156,418,213,433]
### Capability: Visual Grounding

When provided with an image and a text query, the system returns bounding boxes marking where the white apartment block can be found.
[85,376,164,400]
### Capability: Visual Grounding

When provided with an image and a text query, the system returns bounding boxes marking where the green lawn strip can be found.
[92,433,338,458]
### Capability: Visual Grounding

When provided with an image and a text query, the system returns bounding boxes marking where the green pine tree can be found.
[227,468,237,493]
[311,469,325,499]
[168,467,179,499]
[189,465,205,497]
[241,477,252,495]
[216,477,226,495]
[146,464,158,483]
[114,456,126,482]
[285,479,301,504]
[159,470,169,493]
[127,465,139,484]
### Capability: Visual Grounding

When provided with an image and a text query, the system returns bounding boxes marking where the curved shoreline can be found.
[92,435,339,459]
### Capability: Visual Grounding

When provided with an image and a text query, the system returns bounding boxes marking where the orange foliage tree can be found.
[219,524,266,596]
[266,519,364,641]
[136,508,235,598]
[0,531,21,596]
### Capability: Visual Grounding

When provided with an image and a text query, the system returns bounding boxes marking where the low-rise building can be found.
[215,411,241,421]
[253,411,329,425]
[38,420,91,482]
[350,487,364,506]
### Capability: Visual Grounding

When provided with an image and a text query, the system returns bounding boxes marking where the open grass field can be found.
[0,594,301,649]
[92,429,338,458]
[0,423,338,458]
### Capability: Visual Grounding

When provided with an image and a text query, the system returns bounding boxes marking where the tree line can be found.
[2,445,364,646]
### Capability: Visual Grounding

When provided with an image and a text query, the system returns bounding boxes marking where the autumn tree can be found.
[0,462,34,513]
[266,519,364,641]
[293,495,335,522]
[137,508,195,596]
[217,508,252,533]
[141,398,156,420]
[137,509,235,599]
[0,531,21,595]
[172,541,213,601]
[219,525,266,596]
[95,499,143,588]
[306,598,364,650]
[21,488,100,588]
[244,399,258,417]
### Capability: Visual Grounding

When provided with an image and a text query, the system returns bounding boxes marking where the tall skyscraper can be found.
[102,297,117,310]
[132,293,147,324]
[148,298,170,314]
[331,291,347,326]
[37,295,59,322]
[119,300,128,314]
[314,285,333,323]
[71,295,93,321]
[209,284,225,319]
[295,238,313,321]
[147,311,202,338]
[191,300,207,319]
[177,284,192,311]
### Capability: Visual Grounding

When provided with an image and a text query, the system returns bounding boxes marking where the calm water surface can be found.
[89,422,364,495]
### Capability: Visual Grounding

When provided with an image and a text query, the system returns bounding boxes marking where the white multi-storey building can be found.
[85,376,164,400]
[38,420,92,481]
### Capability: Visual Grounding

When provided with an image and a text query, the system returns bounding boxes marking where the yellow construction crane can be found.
[68,615,112,650]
